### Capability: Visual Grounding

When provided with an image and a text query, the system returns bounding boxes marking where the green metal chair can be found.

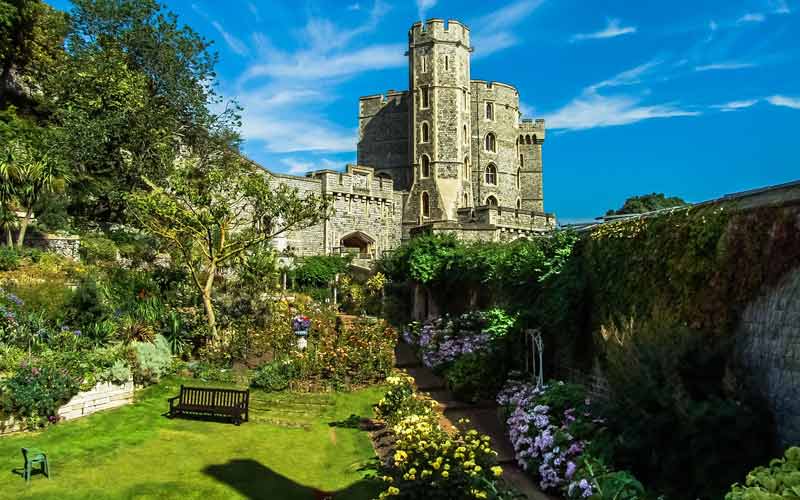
[21,447,50,483]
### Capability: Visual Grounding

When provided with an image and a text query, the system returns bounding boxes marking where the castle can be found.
[265,19,556,259]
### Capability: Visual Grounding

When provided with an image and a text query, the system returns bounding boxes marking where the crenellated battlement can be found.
[409,19,470,47]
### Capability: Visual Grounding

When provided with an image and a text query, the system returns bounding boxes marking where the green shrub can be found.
[442,351,504,403]
[99,359,131,385]
[0,246,20,270]
[0,361,80,424]
[568,454,646,500]
[131,335,172,385]
[292,254,351,288]
[187,360,237,383]
[726,447,800,500]
[79,235,118,263]
[251,357,299,391]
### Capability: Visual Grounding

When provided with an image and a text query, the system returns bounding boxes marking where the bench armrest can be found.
[168,395,180,412]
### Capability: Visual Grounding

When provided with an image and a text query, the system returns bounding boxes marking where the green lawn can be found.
[0,378,385,499]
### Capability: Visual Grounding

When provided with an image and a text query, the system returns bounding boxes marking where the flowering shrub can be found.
[0,361,80,427]
[376,374,517,500]
[498,378,643,498]
[725,447,800,500]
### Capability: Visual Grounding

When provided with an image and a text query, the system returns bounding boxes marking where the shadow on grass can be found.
[204,459,380,500]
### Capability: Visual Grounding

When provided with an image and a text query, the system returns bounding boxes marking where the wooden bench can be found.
[168,385,249,425]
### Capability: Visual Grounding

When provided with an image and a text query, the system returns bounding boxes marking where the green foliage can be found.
[250,357,300,392]
[292,254,352,288]
[79,235,118,263]
[0,245,19,270]
[599,318,773,499]
[0,361,79,423]
[99,359,131,385]
[606,193,687,216]
[568,455,647,500]
[726,447,800,500]
[130,335,172,385]
[442,351,504,403]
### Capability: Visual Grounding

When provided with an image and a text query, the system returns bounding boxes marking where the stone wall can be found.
[0,379,133,436]
[737,266,800,447]
[358,91,411,189]
[24,234,81,259]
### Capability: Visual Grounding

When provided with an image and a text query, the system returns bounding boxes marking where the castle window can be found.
[464,192,470,207]
[486,195,498,207]
[421,122,430,143]
[464,157,470,178]
[463,125,468,144]
[516,198,522,210]
[421,191,430,218]
[421,54,427,73]
[485,164,497,185]
[525,135,531,144]
[421,86,430,109]
[486,102,494,120]
[484,133,496,153]
[520,154,524,167]
[516,168,521,189]
[421,155,431,178]
[445,55,449,71]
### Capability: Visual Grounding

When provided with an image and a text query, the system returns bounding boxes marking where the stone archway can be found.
[339,231,376,258]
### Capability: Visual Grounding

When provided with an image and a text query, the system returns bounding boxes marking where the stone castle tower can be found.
[357,18,554,241]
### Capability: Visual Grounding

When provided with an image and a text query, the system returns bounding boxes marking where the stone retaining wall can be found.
[0,379,133,436]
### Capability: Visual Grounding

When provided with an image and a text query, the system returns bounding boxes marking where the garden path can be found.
[395,342,553,500]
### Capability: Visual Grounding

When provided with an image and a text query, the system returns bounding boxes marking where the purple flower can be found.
[566,461,577,479]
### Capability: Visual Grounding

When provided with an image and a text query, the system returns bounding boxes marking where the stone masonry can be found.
[257,19,556,259]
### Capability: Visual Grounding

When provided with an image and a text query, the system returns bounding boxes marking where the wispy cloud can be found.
[279,157,346,175]
[211,21,249,56]
[772,0,791,14]
[694,61,757,71]
[247,2,261,23]
[767,95,800,109]
[571,18,637,42]
[590,60,662,91]
[737,12,766,24]
[545,91,698,131]
[712,99,759,112]
[416,0,437,21]
[471,0,544,59]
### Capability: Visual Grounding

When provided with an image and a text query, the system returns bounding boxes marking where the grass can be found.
[0,378,386,499]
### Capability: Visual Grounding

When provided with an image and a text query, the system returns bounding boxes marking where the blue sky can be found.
[48,0,800,221]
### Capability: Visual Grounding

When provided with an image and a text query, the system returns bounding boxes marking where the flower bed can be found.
[402,309,516,402]
[374,375,516,500]
[497,378,646,499]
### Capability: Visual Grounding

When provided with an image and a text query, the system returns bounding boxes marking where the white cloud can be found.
[712,99,759,112]
[417,0,437,21]
[694,61,757,71]
[590,60,662,91]
[348,3,361,11]
[737,12,766,23]
[767,95,800,109]
[211,21,249,56]
[240,44,405,82]
[544,91,699,130]
[243,115,356,153]
[470,1,544,59]
[247,2,261,22]
[278,157,345,175]
[571,18,637,42]
[772,0,791,14]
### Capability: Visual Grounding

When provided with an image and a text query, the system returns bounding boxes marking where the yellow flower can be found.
[491,466,503,477]
[442,470,449,478]
[387,486,400,496]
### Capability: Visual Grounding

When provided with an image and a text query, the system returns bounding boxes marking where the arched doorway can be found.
[339,231,376,258]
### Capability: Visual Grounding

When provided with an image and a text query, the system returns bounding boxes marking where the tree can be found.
[0,139,70,247]
[606,193,687,216]
[129,148,330,339]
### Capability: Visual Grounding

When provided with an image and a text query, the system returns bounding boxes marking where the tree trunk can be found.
[202,263,218,339]
[4,227,11,247]
[15,206,32,248]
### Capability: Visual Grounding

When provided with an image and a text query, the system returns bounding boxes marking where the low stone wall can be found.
[25,234,81,259]
[0,379,133,436]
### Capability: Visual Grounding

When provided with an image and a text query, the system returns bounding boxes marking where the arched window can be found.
[516,198,522,209]
[525,135,531,144]
[420,155,431,178]
[516,168,521,189]
[486,102,494,120]
[519,154,524,167]
[463,157,470,178]
[463,125,468,144]
[421,122,430,143]
[485,164,497,185]
[421,86,430,108]
[486,195,498,207]
[532,134,537,144]
[462,89,467,109]
[463,192,470,207]
[445,55,449,70]
[484,133,496,152]
[421,192,430,218]
[421,54,426,73]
